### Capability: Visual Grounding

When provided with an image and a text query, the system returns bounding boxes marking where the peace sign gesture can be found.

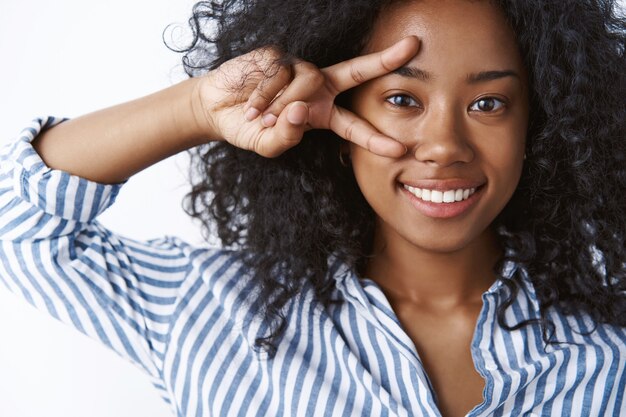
[195,36,420,158]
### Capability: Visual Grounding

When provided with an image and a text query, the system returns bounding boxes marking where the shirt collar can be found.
[329,255,542,318]
[327,255,375,313]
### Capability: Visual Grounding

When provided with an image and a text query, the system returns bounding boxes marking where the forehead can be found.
[366,0,524,72]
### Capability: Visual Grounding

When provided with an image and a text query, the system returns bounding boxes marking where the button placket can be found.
[335,272,443,414]
[466,289,502,417]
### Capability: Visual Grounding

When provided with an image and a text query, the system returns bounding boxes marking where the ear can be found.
[339,141,351,167]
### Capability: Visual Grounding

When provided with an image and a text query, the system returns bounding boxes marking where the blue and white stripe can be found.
[1,117,624,416]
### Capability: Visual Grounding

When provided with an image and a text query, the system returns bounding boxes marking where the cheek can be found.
[478,133,526,197]
[349,145,393,197]
[475,112,527,165]
[349,85,391,131]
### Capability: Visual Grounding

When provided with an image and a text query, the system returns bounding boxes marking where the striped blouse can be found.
[0,117,624,417]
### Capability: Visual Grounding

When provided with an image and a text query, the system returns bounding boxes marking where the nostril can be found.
[413,141,474,166]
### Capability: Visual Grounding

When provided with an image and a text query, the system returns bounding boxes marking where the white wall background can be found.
[0,1,202,416]
[1,1,625,417]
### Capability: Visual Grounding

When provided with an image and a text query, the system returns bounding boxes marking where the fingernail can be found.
[262,113,278,127]
[245,107,260,121]
[287,102,308,125]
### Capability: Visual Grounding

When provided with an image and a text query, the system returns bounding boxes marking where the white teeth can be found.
[443,190,455,203]
[454,189,464,202]
[403,184,478,204]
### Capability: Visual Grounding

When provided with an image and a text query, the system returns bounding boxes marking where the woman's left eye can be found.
[469,97,506,112]
[386,94,419,108]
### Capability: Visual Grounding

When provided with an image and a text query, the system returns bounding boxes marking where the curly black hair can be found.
[171,0,626,357]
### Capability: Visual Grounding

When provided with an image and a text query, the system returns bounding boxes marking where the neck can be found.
[365,224,502,310]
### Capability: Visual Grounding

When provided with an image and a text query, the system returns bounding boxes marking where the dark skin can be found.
[350,1,529,416]
[33,1,526,415]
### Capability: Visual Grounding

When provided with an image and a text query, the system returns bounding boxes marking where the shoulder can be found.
[547,307,626,352]
[143,236,249,279]
[167,242,265,306]
[502,264,626,351]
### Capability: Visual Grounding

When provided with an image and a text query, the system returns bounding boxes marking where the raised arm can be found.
[30,78,209,185]
[30,36,420,184]
[0,35,419,381]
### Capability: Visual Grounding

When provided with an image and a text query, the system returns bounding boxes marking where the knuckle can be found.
[307,70,325,87]
[297,61,316,72]
[343,119,358,141]
[365,133,376,151]
[349,65,367,84]
[297,62,324,83]
[379,53,394,72]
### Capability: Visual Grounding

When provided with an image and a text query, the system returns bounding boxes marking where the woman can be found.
[0,0,624,416]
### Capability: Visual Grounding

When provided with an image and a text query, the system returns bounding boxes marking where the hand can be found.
[194,36,420,158]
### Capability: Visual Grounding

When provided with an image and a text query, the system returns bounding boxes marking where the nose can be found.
[411,105,474,167]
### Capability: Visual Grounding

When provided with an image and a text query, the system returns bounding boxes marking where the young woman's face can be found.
[350,0,529,254]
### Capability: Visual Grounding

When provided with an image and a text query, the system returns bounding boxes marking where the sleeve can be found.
[0,117,195,379]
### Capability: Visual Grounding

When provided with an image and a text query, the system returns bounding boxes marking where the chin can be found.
[397,220,496,255]
[410,236,477,255]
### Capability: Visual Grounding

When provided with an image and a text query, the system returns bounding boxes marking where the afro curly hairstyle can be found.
[171,0,626,357]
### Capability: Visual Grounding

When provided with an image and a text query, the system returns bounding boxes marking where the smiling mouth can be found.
[402,184,480,203]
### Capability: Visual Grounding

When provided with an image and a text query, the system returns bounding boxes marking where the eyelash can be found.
[384,94,507,113]
[468,97,506,113]
[385,94,420,108]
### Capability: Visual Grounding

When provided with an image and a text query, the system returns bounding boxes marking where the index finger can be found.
[322,36,420,94]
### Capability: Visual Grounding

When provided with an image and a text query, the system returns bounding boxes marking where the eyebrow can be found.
[466,70,520,83]
[392,66,432,81]
[391,66,520,83]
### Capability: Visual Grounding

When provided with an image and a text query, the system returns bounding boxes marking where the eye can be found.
[386,94,419,108]
[469,97,506,113]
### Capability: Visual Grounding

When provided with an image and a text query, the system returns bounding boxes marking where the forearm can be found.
[31,77,210,184]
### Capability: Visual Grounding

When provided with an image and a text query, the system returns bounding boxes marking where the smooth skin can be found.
[31,1,529,417]
[351,1,529,416]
